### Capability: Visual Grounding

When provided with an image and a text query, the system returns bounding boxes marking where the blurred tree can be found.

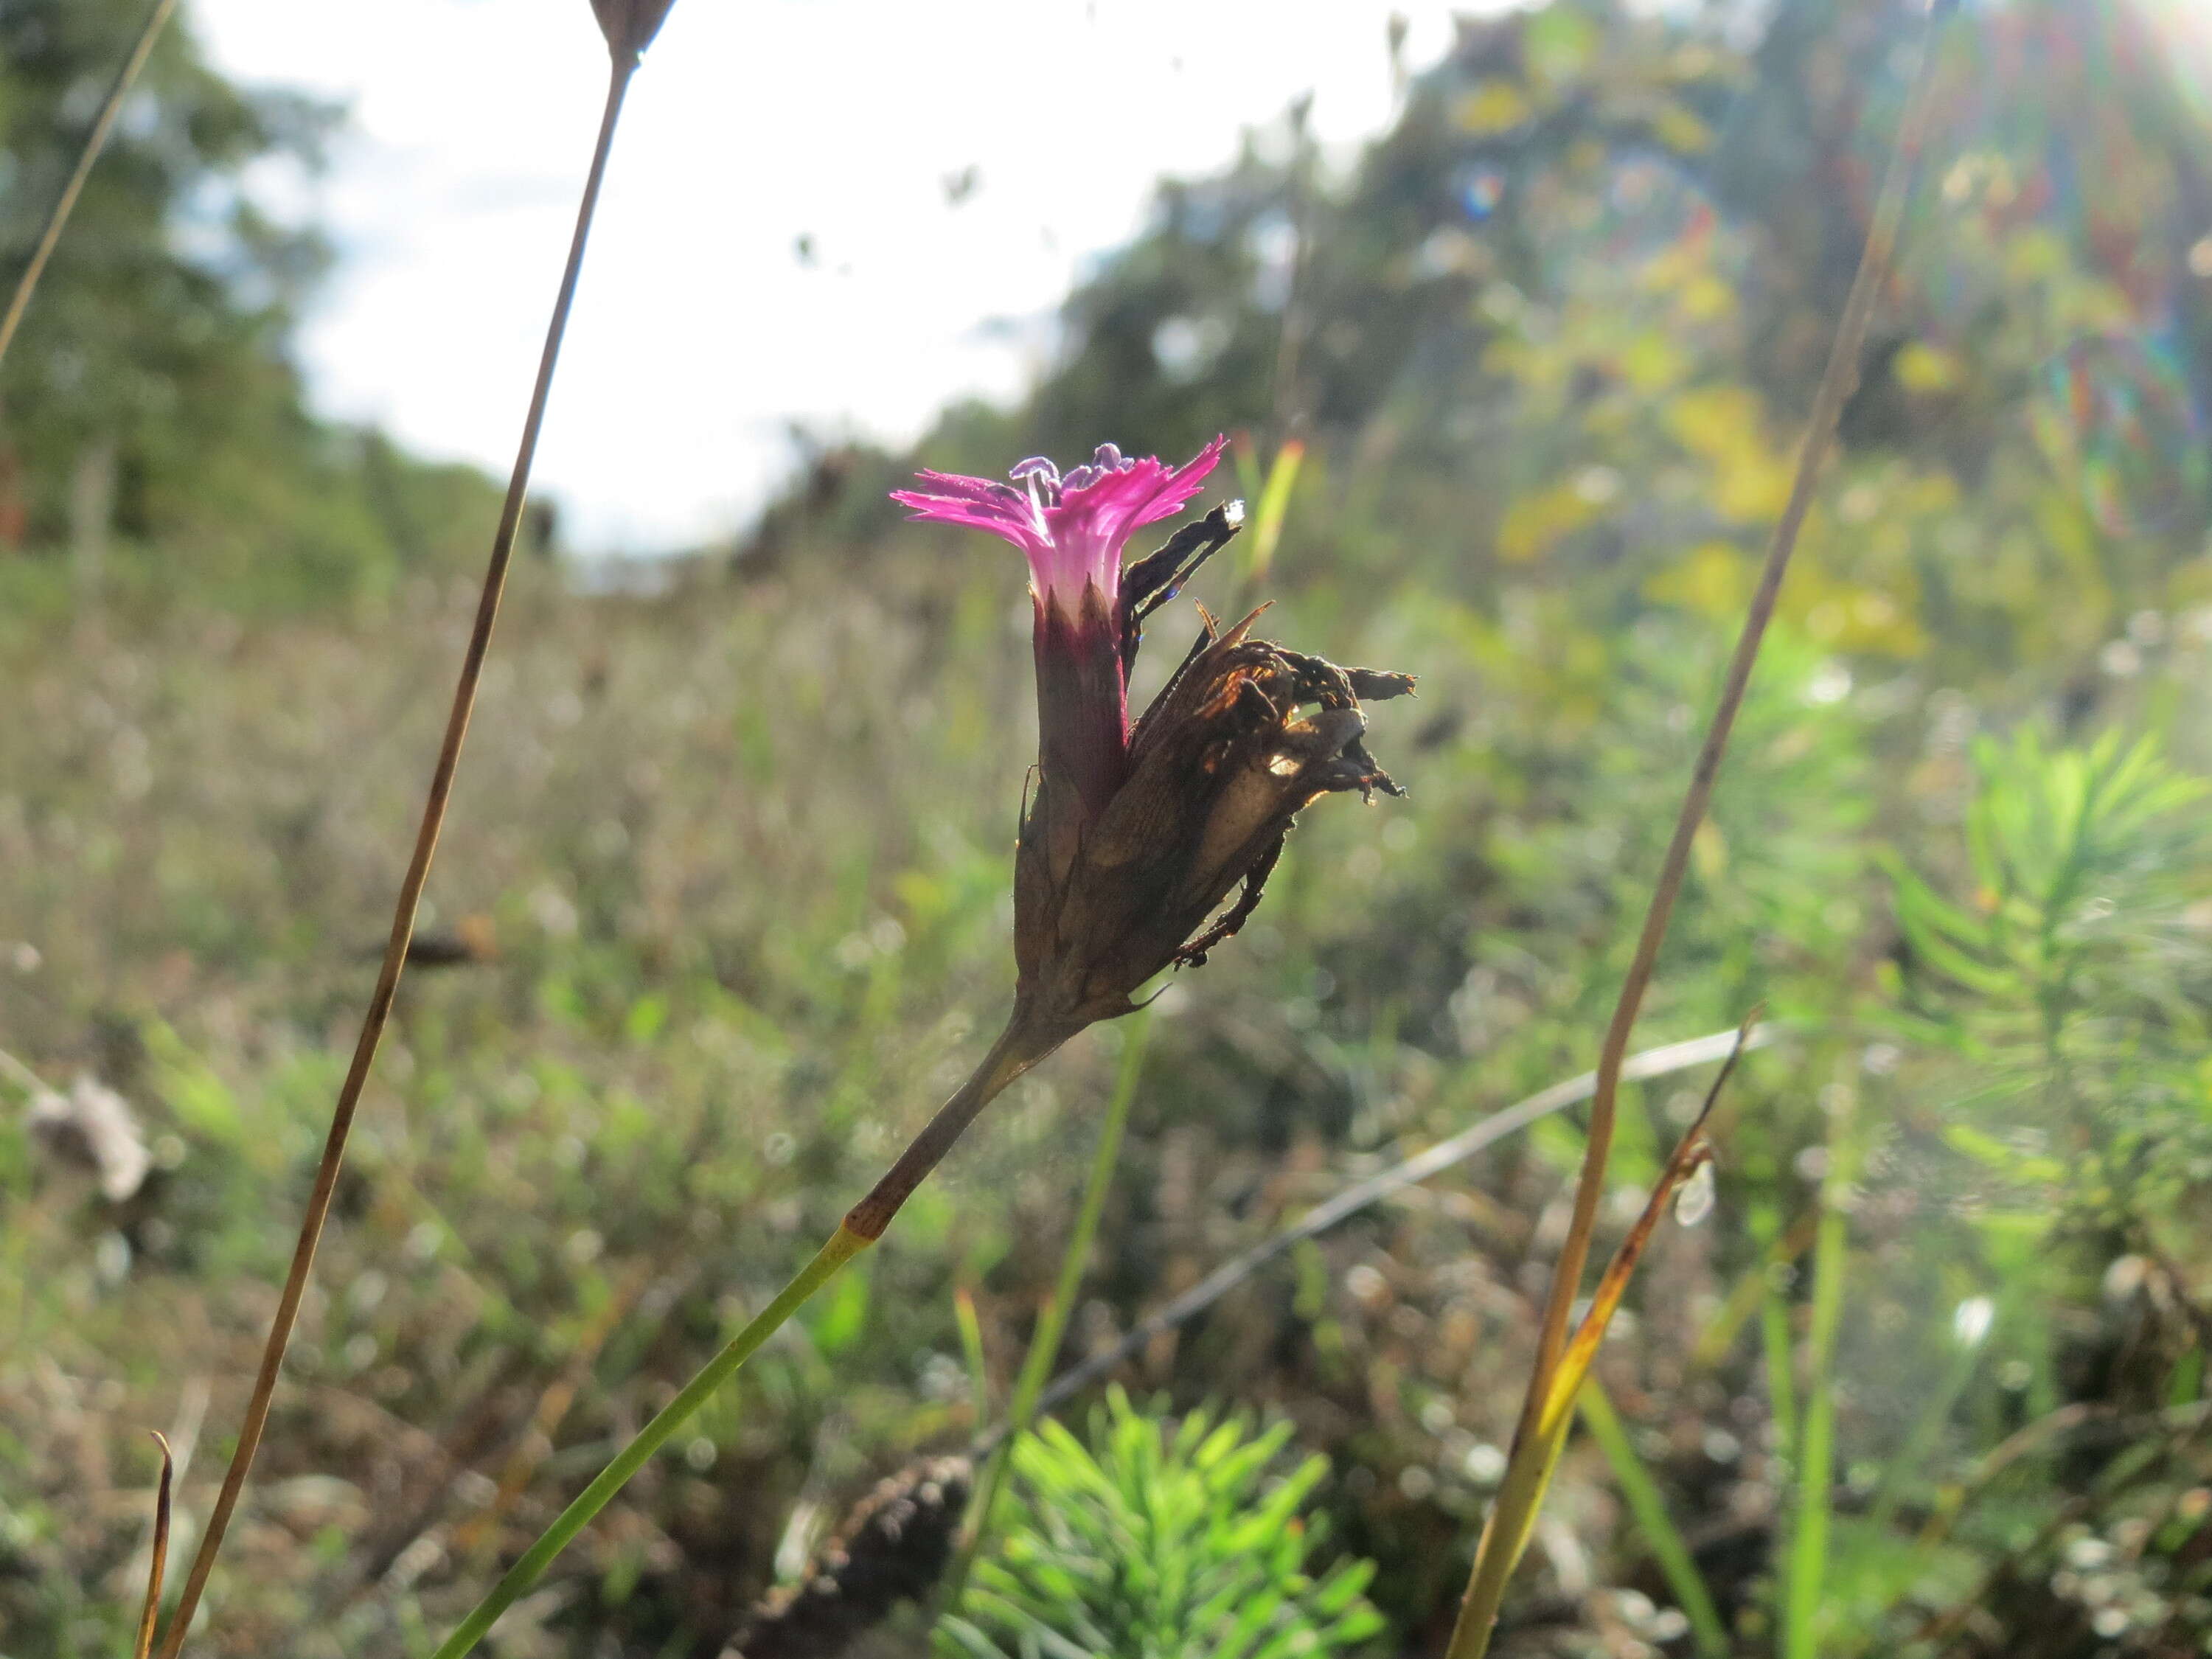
[0,0,330,538]
[0,0,499,602]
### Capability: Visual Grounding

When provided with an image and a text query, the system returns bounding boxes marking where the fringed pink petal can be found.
[890,439,1231,832]
[1037,436,1228,601]
[891,439,1225,614]
[891,481,1050,566]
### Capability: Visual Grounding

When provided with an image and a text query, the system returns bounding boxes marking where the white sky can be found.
[189,0,1466,554]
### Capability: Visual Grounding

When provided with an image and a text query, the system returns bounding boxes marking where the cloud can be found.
[190,0,1459,552]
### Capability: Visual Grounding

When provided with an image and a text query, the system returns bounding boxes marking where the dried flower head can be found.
[731,1458,973,1658]
[590,0,678,63]
[895,440,1412,1040]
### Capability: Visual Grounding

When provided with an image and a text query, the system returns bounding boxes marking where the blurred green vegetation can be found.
[5,0,2212,1656]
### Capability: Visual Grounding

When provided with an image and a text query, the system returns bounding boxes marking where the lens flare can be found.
[2032,334,2206,535]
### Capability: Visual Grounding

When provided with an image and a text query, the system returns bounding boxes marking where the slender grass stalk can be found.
[941,1011,1154,1620]
[1438,2,1952,1647]
[131,1431,174,1659]
[153,60,640,1658]
[954,1287,992,1429]
[1784,1108,1855,1659]
[0,0,177,372]
[1761,1264,1801,1470]
[427,1016,1057,1657]
[1453,1023,1752,1645]
[1576,1382,1728,1659]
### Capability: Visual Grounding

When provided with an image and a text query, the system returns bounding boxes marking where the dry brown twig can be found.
[150,3,681,1646]
[131,1431,174,1659]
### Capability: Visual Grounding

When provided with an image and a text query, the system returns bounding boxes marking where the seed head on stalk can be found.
[591,0,679,62]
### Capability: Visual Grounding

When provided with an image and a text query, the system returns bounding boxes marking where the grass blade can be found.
[1577,1382,1729,1659]
[1458,1021,1749,1627]
[132,1430,174,1659]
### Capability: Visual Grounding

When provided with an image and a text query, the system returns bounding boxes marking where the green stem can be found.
[428,1225,870,1659]
[942,1012,1152,1618]
[428,1018,1054,1658]
[1784,1099,1856,1659]
[1578,1382,1729,1659]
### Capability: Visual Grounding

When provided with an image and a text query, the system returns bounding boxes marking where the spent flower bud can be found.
[590,0,678,63]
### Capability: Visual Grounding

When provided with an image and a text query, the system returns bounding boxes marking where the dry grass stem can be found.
[1452,1018,1754,1645]
[0,0,178,371]
[1443,2,1955,1649]
[151,58,641,1656]
[131,1431,174,1659]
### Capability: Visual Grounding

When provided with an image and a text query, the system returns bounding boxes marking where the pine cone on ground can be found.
[726,1458,973,1659]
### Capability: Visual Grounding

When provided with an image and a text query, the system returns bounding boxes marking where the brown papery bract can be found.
[1015,604,1413,1035]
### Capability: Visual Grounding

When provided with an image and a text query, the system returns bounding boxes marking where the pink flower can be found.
[849,438,1411,1236]
[894,439,1234,817]
[894,438,1228,619]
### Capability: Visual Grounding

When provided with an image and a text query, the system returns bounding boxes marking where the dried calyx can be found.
[1017,590,1411,1034]
[589,0,678,63]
